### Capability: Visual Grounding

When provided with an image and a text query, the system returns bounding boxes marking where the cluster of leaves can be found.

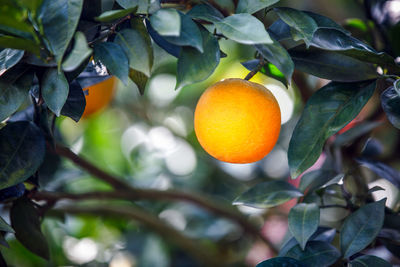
[0,0,399,265]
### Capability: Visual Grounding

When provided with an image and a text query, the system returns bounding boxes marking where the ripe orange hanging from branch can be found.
[194,78,281,163]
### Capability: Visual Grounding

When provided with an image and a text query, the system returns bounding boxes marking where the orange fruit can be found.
[194,78,281,163]
[82,76,118,118]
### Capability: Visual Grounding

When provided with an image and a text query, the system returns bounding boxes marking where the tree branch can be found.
[47,143,279,254]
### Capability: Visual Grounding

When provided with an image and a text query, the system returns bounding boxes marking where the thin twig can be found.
[244,57,265,81]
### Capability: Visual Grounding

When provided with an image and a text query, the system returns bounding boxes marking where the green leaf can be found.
[241,59,288,86]
[115,28,153,76]
[274,7,318,47]
[284,241,340,267]
[0,49,24,76]
[187,4,224,23]
[0,216,14,233]
[15,0,43,12]
[345,18,368,32]
[254,38,294,84]
[288,203,320,250]
[164,12,203,52]
[116,0,148,13]
[0,71,33,121]
[333,121,382,147]
[340,199,386,258]
[236,0,279,14]
[381,85,400,129]
[95,7,137,22]
[176,26,220,90]
[289,47,378,82]
[288,81,376,178]
[129,68,148,95]
[299,170,343,193]
[60,80,86,122]
[0,121,45,190]
[10,197,50,260]
[256,257,306,267]
[233,180,303,208]
[62,32,92,72]
[40,0,83,64]
[0,35,40,55]
[93,42,129,85]
[42,68,69,116]
[303,11,349,34]
[349,255,391,267]
[215,14,273,45]
[150,8,181,36]
[356,158,400,189]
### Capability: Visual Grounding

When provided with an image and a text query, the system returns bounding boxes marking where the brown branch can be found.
[48,144,279,254]
[244,57,265,81]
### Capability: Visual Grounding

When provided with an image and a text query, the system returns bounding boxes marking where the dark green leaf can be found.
[0,121,45,190]
[299,170,343,193]
[0,216,13,233]
[274,7,318,47]
[0,71,33,121]
[176,26,220,90]
[93,42,129,85]
[164,12,203,52]
[254,38,294,84]
[333,121,382,147]
[145,19,181,57]
[187,4,224,23]
[60,80,86,122]
[117,0,148,13]
[215,14,272,44]
[0,183,25,201]
[0,251,7,266]
[10,197,49,260]
[40,0,83,63]
[15,0,43,12]
[256,257,306,267]
[95,7,137,22]
[284,241,340,267]
[349,255,391,267]
[303,11,349,34]
[0,35,40,55]
[236,0,279,14]
[268,19,292,41]
[62,32,92,72]
[288,203,320,250]
[381,85,400,129]
[42,68,69,116]
[340,199,386,258]
[150,8,181,36]
[129,69,148,95]
[368,186,385,193]
[0,49,24,76]
[356,158,400,189]
[288,81,376,178]
[233,180,303,208]
[289,47,378,82]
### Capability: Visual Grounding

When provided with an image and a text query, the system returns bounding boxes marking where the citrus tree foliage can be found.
[0,0,399,266]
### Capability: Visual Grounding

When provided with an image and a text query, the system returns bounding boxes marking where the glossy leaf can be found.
[256,257,306,267]
[215,14,273,45]
[62,32,92,72]
[95,7,137,22]
[0,71,33,121]
[150,8,181,36]
[60,80,86,122]
[40,0,83,63]
[0,216,14,233]
[236,0,279,14]
[288,81,376,178]
[164,12,203,52]
[288,203,320,250]
[233,180,303,208]
[340,199,386,258]
[145,19,181,57]
[381,86,400,129]
[116,0,148,13]
[42,68,69,116]
[0,49,24,76]
[299,170,343,193]
[304,11,349,34]
[10,197,50,260]
[129,69,148,95]
[254,38,294,84]
[176,26,220,90]
[356,158,400,189]
[285,241,340,267]
[187,4,224,23]
[268,19,292,41]
[333,121,382,147]
[0,121,45,190]
[349,255,391,267]
[274,7,318,46]
[0,183,25,202]
[0,35,40,56]
[289,47,378,82]
[93,42,129,85]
